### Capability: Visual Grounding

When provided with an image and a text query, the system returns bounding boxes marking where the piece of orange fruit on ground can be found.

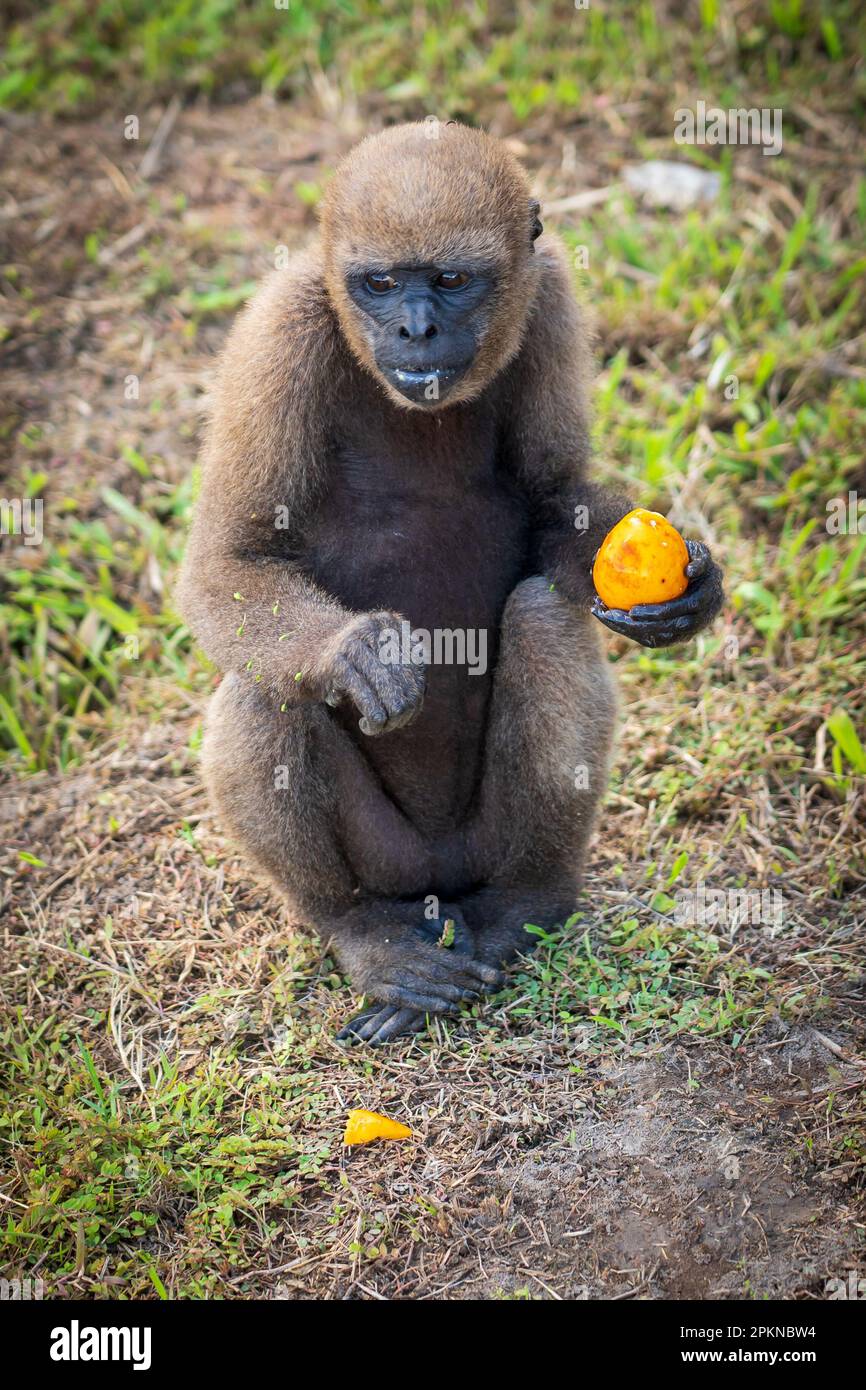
[343,1108,413,1145]
[593,508,689,611]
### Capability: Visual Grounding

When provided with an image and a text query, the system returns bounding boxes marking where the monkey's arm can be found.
[504,240,633,607]
[176,264,424,729]
[178,504,343,698]
[532,481,634,609]
[508,239,723,644]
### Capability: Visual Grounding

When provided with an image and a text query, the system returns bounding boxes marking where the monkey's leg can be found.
[462,574,619,967]
[202,676,498,1040]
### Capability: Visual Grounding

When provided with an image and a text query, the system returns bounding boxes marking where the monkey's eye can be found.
[435,270,472,291]
[364,272,399,293]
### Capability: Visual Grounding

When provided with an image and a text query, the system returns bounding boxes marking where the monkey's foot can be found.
[335,904,503,1045]
[354,939,498,1011]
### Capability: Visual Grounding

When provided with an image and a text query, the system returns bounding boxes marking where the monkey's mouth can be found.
[379,360,472,403]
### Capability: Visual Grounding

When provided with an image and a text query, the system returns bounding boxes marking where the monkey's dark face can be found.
[345,264,495,407]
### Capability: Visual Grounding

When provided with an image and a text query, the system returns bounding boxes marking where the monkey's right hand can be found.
[312,611,426,736]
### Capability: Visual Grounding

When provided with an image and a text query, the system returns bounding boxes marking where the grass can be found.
[2,1017,334,1296]
[1,886,860,1294]
[3,1,862,118]
[0,471,196,770]
[1,0,865,1299]
[511,916,778,1043]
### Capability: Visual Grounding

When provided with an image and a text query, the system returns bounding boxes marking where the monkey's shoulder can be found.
[219,251,343,370]
[522,236,592,350]
[210,250,351,437]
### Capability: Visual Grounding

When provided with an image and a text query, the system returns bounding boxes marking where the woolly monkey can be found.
[177,123,723,1043]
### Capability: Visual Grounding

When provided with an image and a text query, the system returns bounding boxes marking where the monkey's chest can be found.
[305,448,528,632]
[304,434,528,828]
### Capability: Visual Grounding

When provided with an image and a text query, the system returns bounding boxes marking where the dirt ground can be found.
[1,93,865,1299]
[472,1036,864,1301]
[2,711,863,1298]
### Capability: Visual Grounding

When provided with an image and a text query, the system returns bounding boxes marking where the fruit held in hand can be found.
[343,1108,413,1145]
[593,508,689,611]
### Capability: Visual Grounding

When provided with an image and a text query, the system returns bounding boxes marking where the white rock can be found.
[624,161,721,212]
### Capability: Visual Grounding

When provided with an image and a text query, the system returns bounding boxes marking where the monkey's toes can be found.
[451,956,504,990]
[382,975,478,1012]
[336,1005,427,1045]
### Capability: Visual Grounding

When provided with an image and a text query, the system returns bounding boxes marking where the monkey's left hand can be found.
[591,540,723,648]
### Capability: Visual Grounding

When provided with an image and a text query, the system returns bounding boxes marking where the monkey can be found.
[177,122,723,1045]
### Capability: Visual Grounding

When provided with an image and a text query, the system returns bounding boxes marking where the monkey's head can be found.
[321,122,544,409]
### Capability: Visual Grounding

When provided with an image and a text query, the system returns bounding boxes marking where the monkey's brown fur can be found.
[177,122,633,1041]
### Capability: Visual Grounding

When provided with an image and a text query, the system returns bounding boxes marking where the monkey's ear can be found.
[528,198,543,246]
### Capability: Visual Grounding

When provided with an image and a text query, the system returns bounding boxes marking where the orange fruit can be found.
[343,1108,413,1145]
[593,508,689,611]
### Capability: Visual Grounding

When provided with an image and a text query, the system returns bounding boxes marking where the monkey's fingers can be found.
[402,943,501,992]
[350,642,425,730]
[384,970,479,1007]
[330,656,389,733]
[628,582,713,623]
[593,606,697,647]
[366,1008,427,1044]
[335,1008,379,1043]
[380,968,500,1015]
[450,954,503,988]
[629,555,723,625]
[592,596,716,647]
[684,538,711,580]
[380,983,463,1013]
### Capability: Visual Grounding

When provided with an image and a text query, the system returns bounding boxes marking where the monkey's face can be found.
[344,264,496,407]
[322,122,544,410]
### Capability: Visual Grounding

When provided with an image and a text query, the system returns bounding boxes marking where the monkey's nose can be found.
[398,322,438,342]
[398,302,438,343]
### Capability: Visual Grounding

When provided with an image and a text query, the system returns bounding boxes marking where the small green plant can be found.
[506,910,777,1049]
